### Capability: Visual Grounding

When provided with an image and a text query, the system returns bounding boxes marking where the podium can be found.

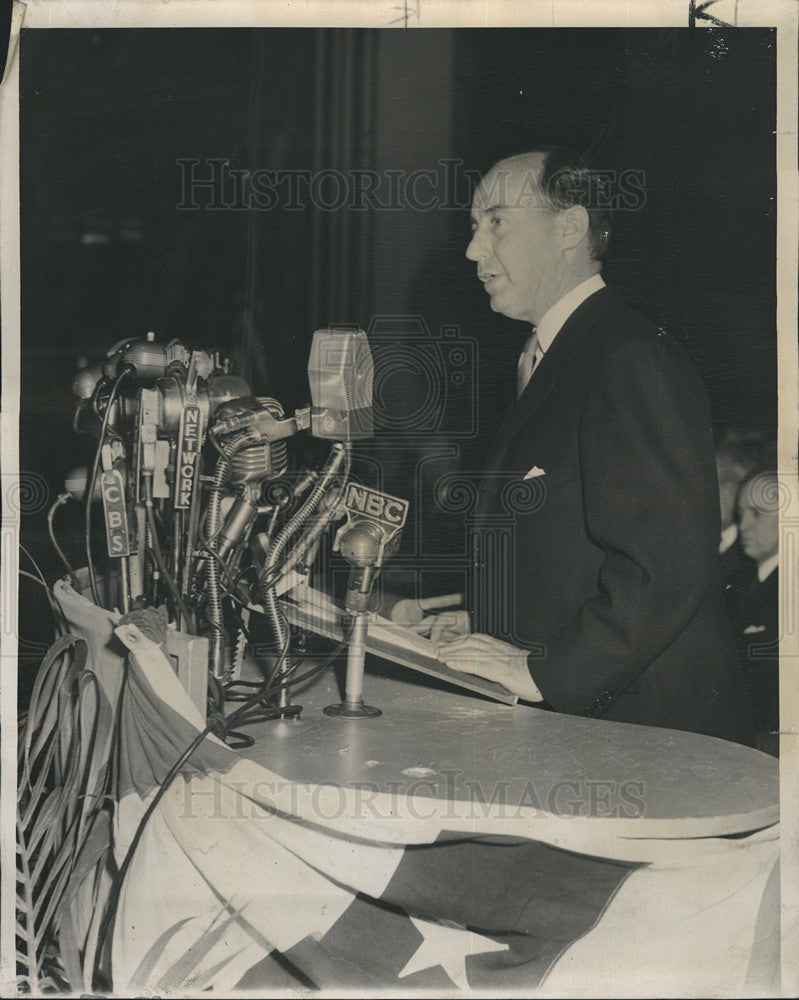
[53,577,781,993]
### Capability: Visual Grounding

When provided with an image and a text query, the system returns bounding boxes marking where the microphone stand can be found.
[324,529,382,719]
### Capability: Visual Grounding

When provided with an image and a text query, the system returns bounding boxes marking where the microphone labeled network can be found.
[57,324,408,728]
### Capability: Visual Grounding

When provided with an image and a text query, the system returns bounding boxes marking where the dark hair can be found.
[538,147,613,262]
[716,429,776,478]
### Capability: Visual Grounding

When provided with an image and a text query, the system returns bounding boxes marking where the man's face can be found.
[466,157,562,325]
[737,478,780,566]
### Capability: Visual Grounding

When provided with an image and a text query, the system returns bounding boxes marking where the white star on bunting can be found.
[398,917,508,989]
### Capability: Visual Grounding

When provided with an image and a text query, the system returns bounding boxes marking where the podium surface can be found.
[245,657,779,842]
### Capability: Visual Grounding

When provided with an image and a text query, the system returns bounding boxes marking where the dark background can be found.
[17,27,777,684]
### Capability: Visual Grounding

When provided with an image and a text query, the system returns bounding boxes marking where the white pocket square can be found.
[523,466,546,479]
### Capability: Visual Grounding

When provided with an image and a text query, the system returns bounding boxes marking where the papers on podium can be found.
[281,583,518,706]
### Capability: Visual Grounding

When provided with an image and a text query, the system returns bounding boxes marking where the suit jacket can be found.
[720,535,757,635]
[472,285,753,745]
[736,567,779,750]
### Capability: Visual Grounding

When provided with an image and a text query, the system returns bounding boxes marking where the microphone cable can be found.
[47,493,79,588]
[18,543,69,637]
[142,475,192,625]
[93,619,352,986]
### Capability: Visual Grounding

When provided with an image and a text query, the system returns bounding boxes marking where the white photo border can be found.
[1,1,796,996]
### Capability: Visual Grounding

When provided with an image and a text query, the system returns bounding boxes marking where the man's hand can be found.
[388,593,464,626]
[434,633,543,702]
[411,609,471,645]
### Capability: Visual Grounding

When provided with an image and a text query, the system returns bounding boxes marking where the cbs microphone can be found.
[308,328,374,441]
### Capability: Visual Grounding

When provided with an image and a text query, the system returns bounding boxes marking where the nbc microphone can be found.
[323,483,409,719]
[308,328,374,441]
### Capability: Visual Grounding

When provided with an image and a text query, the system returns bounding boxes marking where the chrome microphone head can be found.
[71,364,104,399]
[228,439,288,483]
[308,328,374,440]
[119,334,167,382]
[64,465,103,502]
[214,398,289,483]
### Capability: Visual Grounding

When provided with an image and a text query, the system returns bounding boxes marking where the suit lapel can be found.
[486,357,556,476]
[482,285,617,478]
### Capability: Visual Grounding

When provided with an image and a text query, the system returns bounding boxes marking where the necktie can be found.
[517,330,543,397]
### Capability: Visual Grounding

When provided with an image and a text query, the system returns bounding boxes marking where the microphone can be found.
[64,466,103,502]
[210,397,291,482]
[71,364,104,400]
[104,332,167,383]
[324,482,409,720]
[308,328,374,441]
[333,482,409,612]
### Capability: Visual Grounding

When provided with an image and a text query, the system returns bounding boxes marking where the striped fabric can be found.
[52,582,780,996]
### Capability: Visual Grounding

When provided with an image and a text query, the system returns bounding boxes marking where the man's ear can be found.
[556,205,590,250]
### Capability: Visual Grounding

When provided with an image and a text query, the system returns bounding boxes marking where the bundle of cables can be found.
[93,614,355,982]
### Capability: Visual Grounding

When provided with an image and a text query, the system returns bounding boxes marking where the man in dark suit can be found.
[433,148,752,745]
[734,471,780,754]
[716,435,759,622]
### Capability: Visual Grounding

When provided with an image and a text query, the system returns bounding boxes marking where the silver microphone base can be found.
[323,701,381,719]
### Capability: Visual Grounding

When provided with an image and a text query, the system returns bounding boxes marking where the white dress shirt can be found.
[757,553,778,583]
[517,273,606,396]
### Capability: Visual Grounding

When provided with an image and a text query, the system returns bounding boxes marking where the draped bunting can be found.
[53,580,780,995]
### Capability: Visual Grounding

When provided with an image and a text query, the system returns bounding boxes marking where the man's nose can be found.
[465,231,486,262]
